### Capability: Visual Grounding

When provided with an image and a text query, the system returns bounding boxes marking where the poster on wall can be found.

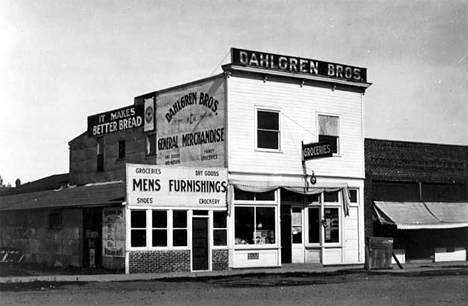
[102,208,125,257]
[155,75,226,167]
[144,96,155,132]
[126,163,228,209]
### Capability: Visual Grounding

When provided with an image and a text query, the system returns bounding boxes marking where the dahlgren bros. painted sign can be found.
[156,76,226,167]
[231,48,367,83]
[126,164,228,208]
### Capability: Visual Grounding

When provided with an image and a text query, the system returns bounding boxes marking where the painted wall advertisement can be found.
[126,164,228,209]
[156,76,226,167]
[87,104,144,137]
[102,208,125,257]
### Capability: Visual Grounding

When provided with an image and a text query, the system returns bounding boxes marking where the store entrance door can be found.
[281,205,292,264]
[192,217,209,271]
[291,207,305,263]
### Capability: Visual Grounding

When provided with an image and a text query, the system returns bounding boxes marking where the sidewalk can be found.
[1,261,467,284]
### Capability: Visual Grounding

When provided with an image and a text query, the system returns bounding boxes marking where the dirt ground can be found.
[1,269,467,306]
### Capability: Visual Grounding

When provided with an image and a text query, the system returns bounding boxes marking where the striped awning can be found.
[374,201,468,229]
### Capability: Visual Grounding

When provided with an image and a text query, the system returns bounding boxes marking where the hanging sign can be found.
[302,141,333,161]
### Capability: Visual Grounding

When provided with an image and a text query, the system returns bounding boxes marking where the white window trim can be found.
[212,210,228,249]
[316,112,341,156]
[233,204,278,249]
[128,208,190,251]
[255,107,282,152]
[305,192,343,247]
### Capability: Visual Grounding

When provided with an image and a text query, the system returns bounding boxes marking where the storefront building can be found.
[365,138,468,263]
[1,48,371,273]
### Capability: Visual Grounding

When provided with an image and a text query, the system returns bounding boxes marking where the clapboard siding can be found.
[227,76,364,178]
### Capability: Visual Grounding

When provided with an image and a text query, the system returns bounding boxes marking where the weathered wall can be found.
[69,128,154,185]
[0,208,83,267]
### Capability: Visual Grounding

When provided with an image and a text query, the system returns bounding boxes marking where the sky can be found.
[1,0,467,185]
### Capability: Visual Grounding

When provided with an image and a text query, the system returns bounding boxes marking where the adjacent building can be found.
[365,139,468,263]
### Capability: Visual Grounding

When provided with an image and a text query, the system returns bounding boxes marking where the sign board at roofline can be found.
[87,104,144,137]
[302,141,333,161]
[231,48,367,83]
[126,164,228,208]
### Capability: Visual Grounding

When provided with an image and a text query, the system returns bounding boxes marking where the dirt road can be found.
[1,269,467,306]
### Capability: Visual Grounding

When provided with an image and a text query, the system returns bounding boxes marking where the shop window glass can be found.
[324,191,339,203]
[131,210,146,247]
[234,189,275,201]
[235,207,254,244]
[349,189,358,203]
[235,207,275,245]
[213,211,227,246]
[324,208,339,243]
[292,208,302,244]
[173,211,187,247]
[152,210,167,247]
[257,109,280,150]
[308,207,320,243]
[318,115,339,154]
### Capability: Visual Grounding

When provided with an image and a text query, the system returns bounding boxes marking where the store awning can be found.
[0,181,125,211]
[228,179,350,216]
[374,201,468,230]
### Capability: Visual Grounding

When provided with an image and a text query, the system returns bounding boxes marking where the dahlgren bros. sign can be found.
[231,48,367,83]
[126,164,228,208]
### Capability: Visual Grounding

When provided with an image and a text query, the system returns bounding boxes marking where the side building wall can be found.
[0,208,83,267]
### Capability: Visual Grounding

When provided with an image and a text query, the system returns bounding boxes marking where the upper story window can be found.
[318,114,340,155]
[97,137,104,172]
[146,133,156,155]
[257,109,280,151]
[118,140,126,160]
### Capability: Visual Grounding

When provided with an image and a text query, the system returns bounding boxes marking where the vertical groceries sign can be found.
[126,164,228,208]
[155,76,226,167]
[231,48,367,83]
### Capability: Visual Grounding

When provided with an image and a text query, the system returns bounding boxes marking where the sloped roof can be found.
[0,174,70,196]
[0,181,125,211]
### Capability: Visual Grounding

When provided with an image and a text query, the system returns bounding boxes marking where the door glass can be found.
[292,208,302,244]
[324,208,339,243]
[308,207,320,243]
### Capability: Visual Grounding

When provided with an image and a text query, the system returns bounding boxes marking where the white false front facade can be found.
[225,70,367,268]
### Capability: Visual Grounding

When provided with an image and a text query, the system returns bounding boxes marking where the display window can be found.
[233,188,278,246]
[129,209,188,250]
[213,211,227,246]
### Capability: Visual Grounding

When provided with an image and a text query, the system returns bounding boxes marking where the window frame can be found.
[212,210,227,248]
[234,205,277,247]
[118,140,126,160]
[96,136,105,172]
[255,107,281,152]
[128,209,190,251]
[317,113,341,156]
[305,191,343,246]
[48,210,62,230]
[146,133,157,156]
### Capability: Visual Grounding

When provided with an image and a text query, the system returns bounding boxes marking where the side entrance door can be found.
[192,217,209,271]
[280,205,292,264]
